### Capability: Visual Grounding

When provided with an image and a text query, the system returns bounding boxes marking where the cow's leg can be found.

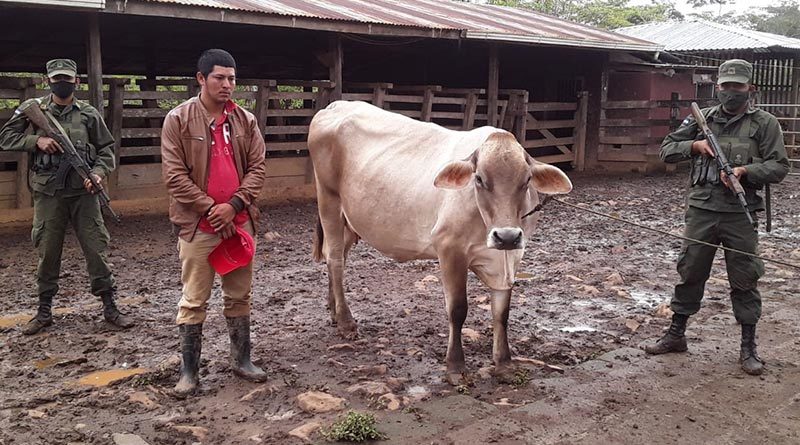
[440,253,470,386]
[490,288,515,380]
[317,192,358,339]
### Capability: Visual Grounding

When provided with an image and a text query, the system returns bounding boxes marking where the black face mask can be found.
[717,89,750,113]
[50,81,76,99]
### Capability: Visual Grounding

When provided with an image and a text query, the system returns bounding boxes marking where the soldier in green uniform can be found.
[0,59,134,334]
[646,59,790,375]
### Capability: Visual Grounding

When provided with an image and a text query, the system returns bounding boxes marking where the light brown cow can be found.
[309,101,572,384]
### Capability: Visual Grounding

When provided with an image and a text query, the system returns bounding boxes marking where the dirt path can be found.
[1,173,798,444]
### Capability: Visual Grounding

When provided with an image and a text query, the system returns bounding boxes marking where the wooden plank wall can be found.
[0,75,588,209]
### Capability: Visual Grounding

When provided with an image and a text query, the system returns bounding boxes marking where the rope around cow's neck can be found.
[524,196,800,270]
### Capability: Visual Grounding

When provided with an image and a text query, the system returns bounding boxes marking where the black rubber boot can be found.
[740,324,764,376]
[645,313,689,355]
[22,293,54,336]
[173,323,202,398]
[226,316,268,382]
[100,291,134,328]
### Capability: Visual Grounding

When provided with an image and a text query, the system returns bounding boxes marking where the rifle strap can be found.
[765,183,772,232]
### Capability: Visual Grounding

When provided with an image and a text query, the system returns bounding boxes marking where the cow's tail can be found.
[312,216,325,263]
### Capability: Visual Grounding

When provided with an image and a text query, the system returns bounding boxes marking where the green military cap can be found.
[46,58,78,78]
[717,59,753,85]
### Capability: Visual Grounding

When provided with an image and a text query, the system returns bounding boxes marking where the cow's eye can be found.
[475,175,484,188]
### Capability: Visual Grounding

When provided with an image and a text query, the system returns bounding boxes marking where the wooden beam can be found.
[791,57,800,152]
[329,34,343,101]
[86,12,104,116]
[107,79,124,198]
[574,91,589,172]
[487,45,499,127]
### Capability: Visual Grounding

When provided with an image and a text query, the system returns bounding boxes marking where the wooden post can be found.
[373,86,386,108]
[464,92,477,130]
[329,34,343,101]
[15,79,38,209]
[487,45,499,127]
[86,13,104,117]
[574,91,589,172]
[790,57,800,155]
[254,80,274,135]
[513,90,529,144]
[106,79,124,198]
[421,87,434,122]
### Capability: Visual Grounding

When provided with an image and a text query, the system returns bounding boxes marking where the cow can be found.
[308,100,572,385]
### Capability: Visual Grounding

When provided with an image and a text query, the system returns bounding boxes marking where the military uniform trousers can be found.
[672,206,765,324]
[176,220,255,325]
[32,190,114,298]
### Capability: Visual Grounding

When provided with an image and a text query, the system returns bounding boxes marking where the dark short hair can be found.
[197,49,236,77]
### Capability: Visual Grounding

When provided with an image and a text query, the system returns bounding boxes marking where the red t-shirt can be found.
[198,101,249,234]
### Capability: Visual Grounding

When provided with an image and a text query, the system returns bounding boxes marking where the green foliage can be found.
[486,0,682,30]
[322,411,388,442]
[510,368,531,388]
[738,0,800,38]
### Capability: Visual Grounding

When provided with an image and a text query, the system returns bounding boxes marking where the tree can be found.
[485,0,682,30]
[738,1,800,38]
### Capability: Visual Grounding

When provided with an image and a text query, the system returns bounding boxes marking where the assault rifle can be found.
[19,100,120,222]
[690,102,756,229]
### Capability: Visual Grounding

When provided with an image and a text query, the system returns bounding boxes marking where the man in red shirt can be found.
[161,49,267,397]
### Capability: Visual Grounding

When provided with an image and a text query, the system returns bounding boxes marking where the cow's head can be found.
[433,131,572,250]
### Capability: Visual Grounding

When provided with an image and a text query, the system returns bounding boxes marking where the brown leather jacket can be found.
[161,96,266,241]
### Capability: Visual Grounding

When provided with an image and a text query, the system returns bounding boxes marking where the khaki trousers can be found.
[176,221,255,325]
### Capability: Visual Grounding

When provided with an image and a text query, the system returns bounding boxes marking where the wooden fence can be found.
[599,95,716,164]
[0,76,589,209]
[600,94,800,175]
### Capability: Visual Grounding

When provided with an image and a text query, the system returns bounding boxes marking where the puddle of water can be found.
[77,368,148,387]
[0,307,77,329]
[34,357,63,370]
[629,290,665,309]
[560,326,597,333]
[407,385,428,396]
[0,314,31,329]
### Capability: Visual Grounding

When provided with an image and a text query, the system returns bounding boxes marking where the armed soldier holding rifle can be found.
[0,59,133,334]
[646,59,790,375]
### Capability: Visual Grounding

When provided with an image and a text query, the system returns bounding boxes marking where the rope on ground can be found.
[549,197,800,271]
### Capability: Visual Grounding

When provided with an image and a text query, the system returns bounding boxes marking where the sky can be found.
[631,0,784,16]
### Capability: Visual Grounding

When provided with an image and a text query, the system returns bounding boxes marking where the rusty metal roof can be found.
[137,0,661,52]
[617,20,800,53]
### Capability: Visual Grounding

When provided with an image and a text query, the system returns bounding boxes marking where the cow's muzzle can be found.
[488,227,524,250]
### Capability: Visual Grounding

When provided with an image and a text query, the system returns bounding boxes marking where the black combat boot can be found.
[174,323,202,398]
[226,316,268,382]
[645,313,689,355]
[22,293,54,335]
[100,291,134,328]
[740,324,764,376]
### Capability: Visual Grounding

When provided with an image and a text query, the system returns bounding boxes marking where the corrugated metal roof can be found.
[2,0,105,8]
[616,20,800,53]
[137,0,661,51]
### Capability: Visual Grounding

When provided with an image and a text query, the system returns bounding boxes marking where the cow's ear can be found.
[434,160,474,189]
[528,158,572,194]
[434,152,476,189]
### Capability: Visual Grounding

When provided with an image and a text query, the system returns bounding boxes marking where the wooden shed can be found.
[617,20,800,170]
[0,0,663,212]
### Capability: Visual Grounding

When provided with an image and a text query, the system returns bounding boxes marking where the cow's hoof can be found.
[337,319,358,340]
[444,371,472,387]
[491,363,519,384]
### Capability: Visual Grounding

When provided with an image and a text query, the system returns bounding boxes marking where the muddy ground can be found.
[1,172,799,445]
